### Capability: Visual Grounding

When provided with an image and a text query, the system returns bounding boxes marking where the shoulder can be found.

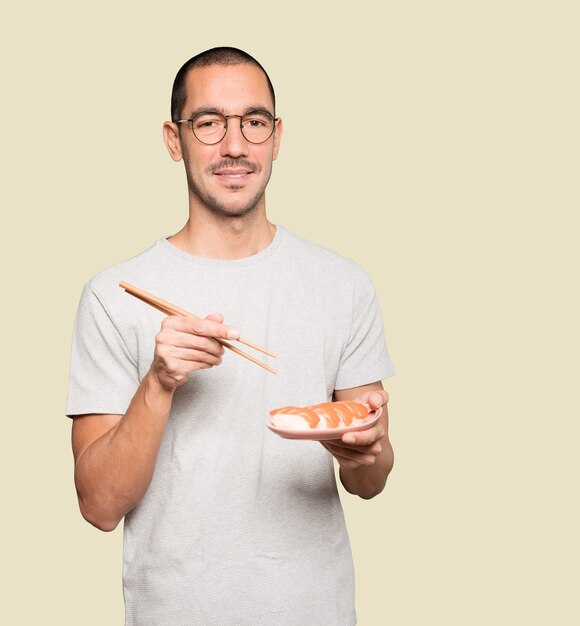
[82,240,166,300]
[76,240,170,325]
[277,226,369,282]
[276,227,377,302]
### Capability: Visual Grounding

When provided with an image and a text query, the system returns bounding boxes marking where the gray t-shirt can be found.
[67,226,394,626]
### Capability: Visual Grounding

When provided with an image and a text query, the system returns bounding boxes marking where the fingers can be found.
[159,330,225,357]
[369,390,388,409]
[357,390,388,411]
[320,422,385,469]
[333,438,384,455]
[167,346,223,366]
[151,312,236,390]
[341,423,385,447]
[157,312,238,357]
[321,446,362,471]
[321,440,382,469]
[204,312,224,324]
[166,314,239,341]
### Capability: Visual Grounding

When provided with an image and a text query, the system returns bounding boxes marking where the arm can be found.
[322,382,394,499]
[72,313,238,531]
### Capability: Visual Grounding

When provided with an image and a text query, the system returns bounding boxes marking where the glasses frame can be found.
[174,109,279,145]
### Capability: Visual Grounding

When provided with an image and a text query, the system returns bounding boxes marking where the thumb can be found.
[369,391,388,409]
[205,312,224,323]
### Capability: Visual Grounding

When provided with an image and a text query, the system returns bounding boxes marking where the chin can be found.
[204,192,265,219]
[188,171,270,219]
[218,204,259,219]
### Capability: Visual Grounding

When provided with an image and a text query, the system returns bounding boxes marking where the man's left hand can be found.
[321,390,388,471]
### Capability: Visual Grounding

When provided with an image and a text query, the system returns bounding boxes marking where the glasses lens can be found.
[241,111,275,144]
[192,113,227,144]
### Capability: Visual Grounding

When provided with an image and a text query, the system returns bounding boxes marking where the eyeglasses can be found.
[174,109,278,145]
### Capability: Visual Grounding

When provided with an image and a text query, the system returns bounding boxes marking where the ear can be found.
[272,117,283,161]
[163,121,183,162]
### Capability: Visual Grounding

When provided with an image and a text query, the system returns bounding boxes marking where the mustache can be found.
[207,159,261,174]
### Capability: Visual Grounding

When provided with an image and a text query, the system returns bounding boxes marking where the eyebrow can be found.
[186,105,275,118]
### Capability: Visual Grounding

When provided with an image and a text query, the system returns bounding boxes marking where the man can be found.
[67,47,394,626]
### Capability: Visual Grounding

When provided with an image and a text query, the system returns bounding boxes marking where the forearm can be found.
[74,372,174,531]
[339,439,394,499]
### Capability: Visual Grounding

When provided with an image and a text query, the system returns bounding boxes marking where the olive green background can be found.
[1,1,578,624]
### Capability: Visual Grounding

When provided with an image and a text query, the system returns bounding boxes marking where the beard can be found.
[184,157,272,219]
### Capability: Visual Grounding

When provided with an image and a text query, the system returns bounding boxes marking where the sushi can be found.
[269,401,370,430]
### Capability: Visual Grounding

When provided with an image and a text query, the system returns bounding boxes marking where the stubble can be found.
[184,157,271,219]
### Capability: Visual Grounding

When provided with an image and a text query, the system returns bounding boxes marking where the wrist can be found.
[142,369,177,405]
[146,364,181,392]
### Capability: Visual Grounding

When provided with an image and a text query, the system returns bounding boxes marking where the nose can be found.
[219,115,249,159]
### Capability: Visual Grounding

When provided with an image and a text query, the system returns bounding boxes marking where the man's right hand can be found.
[73,312,240,531]
[150,312,239,390]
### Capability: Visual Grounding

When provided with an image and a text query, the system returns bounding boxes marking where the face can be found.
[164,64,282,219]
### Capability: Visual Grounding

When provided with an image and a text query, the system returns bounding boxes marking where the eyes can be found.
[189,110,276,144]
[197,118,221,129]
[193,112,271,130]
[246,117,268,128]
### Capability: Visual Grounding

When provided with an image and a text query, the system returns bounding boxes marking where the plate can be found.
[266,407,382,441]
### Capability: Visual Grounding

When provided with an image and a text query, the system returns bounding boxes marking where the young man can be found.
[67,47,394,626]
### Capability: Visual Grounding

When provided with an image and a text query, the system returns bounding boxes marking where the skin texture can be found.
[71,63,393,532]
[162,64,283,260]
[330,383,394,499]
[72,312,236,531]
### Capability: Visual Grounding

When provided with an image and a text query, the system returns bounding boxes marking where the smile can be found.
[214,170,253,184]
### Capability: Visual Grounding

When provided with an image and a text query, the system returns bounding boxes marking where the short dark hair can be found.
[170,46,276,122]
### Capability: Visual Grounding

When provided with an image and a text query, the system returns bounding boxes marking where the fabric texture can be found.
[67,226,394,626]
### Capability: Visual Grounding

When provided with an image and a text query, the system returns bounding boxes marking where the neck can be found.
[168,205,276,260]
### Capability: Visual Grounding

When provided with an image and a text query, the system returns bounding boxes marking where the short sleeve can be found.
[66,284,139,417]
[334,268,395,390]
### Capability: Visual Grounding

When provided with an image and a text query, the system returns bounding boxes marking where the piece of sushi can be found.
[269,401,370,430]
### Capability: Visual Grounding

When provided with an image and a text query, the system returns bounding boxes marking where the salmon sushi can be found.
[269,401,370,430]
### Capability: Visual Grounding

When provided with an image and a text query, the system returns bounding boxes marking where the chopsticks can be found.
[119,281,276,375]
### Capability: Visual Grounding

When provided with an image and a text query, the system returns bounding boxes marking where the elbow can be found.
[74,474,129,532]
[358,447,395,499]
[341,474,387,500]
[78,497,123,532]
[81,508,121,532]
[354,481,387,500]
[87,516,121,533]
[343,454,394,500]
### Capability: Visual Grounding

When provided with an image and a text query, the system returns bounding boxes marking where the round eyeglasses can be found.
[174,109,278,145]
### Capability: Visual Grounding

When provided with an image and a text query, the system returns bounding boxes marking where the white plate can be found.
[267,407,382,441]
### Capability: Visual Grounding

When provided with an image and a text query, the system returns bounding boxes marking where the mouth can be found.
[208,159,261,189]
[214,169,253,180]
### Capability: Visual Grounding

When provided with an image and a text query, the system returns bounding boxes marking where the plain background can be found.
[1,1,578,624]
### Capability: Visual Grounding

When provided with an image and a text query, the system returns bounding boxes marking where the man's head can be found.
[163,47,282,220]
[170,47,276,122]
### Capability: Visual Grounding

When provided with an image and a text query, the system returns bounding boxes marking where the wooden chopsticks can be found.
[119,281,276,374]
